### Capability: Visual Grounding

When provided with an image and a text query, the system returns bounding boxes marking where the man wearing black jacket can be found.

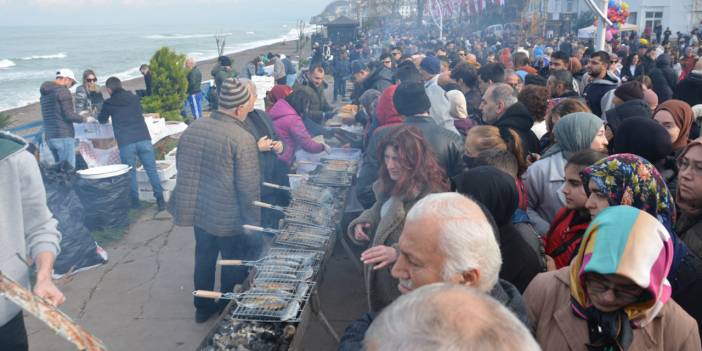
[355,82,464,209]
[98,77,165,210]
[184,57,203,119]
[39,68,84,167]
[480,83,540,154]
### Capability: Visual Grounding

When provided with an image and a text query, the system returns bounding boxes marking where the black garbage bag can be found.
[76,170,131,231]
[41,162,108,278]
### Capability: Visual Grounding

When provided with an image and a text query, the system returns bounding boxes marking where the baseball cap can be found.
[56,68,76,83]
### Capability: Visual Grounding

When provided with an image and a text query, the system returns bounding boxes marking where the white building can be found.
[529,0,702,34]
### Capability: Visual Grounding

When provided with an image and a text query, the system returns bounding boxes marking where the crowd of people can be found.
[6,15,702,351]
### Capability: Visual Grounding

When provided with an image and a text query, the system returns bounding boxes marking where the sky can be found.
[0,0,333,26]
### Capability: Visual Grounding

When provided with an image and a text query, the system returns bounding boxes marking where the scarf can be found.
[570,206,674,350]
[542,112,603,158]
[581,153,676,232]
[654,99,694,151]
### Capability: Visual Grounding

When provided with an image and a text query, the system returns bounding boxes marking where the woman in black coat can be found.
[455,166,546,292]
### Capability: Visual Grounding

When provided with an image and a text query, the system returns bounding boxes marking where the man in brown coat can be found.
[169,77,262,323]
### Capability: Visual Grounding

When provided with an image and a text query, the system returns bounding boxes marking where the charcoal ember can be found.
[202,318,294,351]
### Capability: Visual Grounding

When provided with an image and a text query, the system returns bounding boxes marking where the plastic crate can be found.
[136,160,176,182]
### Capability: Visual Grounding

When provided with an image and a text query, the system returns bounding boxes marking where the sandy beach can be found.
[3,39,308,127]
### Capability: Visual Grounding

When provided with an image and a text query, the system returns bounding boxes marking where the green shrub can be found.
[0,112,13,130]
[141,47,188,122]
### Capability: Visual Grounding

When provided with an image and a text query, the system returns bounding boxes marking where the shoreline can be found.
[3,39,308,127]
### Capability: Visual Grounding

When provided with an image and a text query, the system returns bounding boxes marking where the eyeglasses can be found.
[391,52,401,56]
[678,157,702,176]
[458,53,466,56]
[586,278,642,300]
[86,78,97,82]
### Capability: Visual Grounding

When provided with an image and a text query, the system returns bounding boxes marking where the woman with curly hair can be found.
[347,126,449,311]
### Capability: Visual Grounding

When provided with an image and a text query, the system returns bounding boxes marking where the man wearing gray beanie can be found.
[169,77,263,323]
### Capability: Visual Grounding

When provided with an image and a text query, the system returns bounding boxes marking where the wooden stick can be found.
[0,271,108,351]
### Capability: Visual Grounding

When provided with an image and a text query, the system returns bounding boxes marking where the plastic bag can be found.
[41,162,108,278]
[76,172,130,231]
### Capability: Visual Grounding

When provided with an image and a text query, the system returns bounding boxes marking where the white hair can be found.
[363,283,541,351]
[405,193,502,292]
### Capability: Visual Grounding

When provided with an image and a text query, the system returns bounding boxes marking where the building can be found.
[526,0,702,35]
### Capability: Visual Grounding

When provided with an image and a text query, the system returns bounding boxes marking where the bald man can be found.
[184,57,203,119]
[364,283,540,351]
[337,193,529,351]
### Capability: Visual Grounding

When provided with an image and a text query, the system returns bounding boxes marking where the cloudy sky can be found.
[0,0,332,26]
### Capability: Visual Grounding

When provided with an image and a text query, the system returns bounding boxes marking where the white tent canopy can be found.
[577,23,639,39]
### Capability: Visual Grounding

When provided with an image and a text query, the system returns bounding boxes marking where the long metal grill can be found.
[308,169,354,187]
[252,248,324,281]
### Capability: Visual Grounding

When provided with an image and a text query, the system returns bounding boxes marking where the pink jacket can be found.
[267,99,324,166]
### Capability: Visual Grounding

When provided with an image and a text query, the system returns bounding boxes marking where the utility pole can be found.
[583,0,612,50]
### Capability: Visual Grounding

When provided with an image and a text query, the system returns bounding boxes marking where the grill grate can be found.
[308,170,354,187]
[273,223,333,250]
[231,282,313,322]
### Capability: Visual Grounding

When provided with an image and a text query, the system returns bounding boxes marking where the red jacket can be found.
[543,208,590,269]
[375,85,404,127]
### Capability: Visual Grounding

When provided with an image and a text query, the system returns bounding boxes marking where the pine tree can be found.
[141,47,188,121]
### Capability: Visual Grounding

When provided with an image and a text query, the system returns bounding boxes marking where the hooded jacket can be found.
[40,81,83,139]
[98,89,151,147]
[267,99,324,166]
[211,65,235,97]
[0,132,61,326]
[650,54,678,103]
[493,102,540,154]
[582,71,620,116]
[674,70,702,107]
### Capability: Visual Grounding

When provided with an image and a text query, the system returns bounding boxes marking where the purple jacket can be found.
[267,99,324,165]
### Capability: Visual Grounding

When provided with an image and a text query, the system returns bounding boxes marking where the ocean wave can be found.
[144,32,233,40]
[0,59,16,69]
[246,31,255,35]
[21,53,67,60]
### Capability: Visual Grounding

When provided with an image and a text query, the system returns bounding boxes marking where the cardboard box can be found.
[136,160,176,182]
[144,115,166,137]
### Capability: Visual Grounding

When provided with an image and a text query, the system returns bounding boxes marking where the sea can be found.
[0,21,305,112]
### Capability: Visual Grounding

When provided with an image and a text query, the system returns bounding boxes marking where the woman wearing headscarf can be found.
[676,139,702,258]
[347,126,449,312]
[654,100,695,154]
[524,112,609,235]
[524,206,701,351]
[582,153,702,337]
[653,99,695,192]
[456,166,546,293]
[265,85,293,111]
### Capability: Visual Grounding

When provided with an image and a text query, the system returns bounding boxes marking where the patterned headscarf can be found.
[581,153,676,232]
[570,206,674,328]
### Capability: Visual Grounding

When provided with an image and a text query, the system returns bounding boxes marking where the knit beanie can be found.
[219,78,250,109]
[614,81,644,102]
[420,55,441,75]
[393,82,431,116]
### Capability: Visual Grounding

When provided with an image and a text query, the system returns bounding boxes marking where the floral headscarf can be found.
[570,206,674,330]
[581,153,676,232]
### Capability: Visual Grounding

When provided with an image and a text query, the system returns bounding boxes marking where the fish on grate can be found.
[308,170,354,187]
[243,224,331,250]
[252,201,333,227]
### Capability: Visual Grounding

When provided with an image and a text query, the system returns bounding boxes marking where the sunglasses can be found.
[382,60,392,64]
[87,78,97,82]
[392,52,401,56]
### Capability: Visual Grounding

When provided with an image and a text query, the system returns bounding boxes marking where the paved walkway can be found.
[25,205,366,350]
